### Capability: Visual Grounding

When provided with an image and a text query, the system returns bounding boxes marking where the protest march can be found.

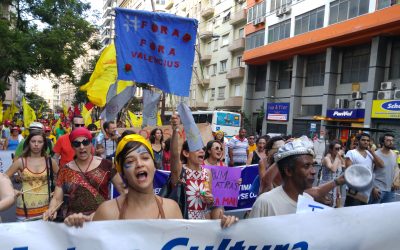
[2,4,400,250]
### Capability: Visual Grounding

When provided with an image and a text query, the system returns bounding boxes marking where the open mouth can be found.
[136,171,148,181]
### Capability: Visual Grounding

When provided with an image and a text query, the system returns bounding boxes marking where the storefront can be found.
[324,108,365,143]
[265,102,289,135]
[371,100,400,148]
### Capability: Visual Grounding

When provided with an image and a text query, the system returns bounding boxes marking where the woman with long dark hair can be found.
[246,137,267,165]
[6,131,58,221]
[320,140,344,207]
[149,128,164,170]
[203,140,225,166]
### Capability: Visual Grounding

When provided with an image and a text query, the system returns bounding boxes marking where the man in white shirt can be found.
[250,137,345,217]
[345,132,384,206]
[95,121,119,160]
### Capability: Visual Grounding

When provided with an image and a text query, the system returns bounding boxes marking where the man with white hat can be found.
[250,136,345,217]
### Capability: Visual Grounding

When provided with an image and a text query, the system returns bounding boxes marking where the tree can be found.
[0,0,96,101]
[25,91,49,115]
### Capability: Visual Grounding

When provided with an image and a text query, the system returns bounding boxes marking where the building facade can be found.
[243,0,400,142]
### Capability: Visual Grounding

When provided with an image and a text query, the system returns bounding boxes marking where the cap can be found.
[274,136,315,163]
[29,122,44,130]
[11,126,20,132]
[44,126,51,132]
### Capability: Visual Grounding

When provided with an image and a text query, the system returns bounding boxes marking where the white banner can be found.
[1,202,400,249]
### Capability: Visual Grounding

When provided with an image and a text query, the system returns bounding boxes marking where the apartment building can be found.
[243,0,400,142]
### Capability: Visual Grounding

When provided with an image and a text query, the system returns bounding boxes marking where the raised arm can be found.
[169,114,182,185]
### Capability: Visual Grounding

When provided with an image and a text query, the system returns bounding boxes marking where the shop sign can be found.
[326,109,365,119]
[266,103,290,121]
[371,100,400,119]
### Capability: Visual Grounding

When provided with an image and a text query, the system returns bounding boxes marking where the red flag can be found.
[74,105,81,116]
[84,102,94,111]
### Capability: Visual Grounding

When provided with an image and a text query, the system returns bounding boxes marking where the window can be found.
[236,56,244,67]
[191,89,196,100]
[294,6,324,35]
[329,0,369,25]
[204,89,209,102]
[247,1,266,22]
[278,60,292,89]
[213,39,219,51]
[220,60,227,73]
[234,84,241,96]
[238,28,244,38]
[222,11,231,23]
[156,0,165,4]
[205,65,210,78]
[270,0,292,12]
[268,19,290,43]
[306,53,326,87]
[245,30,265,50]
[341,44,371,83]
[255,68,266,92]
[302,105,322,116]
[206,41,211,54]
[218,86,225,100]
[210,88,216,100]
[211,64,217,76]
[221,34,229,47]
[377,0,398,9]
[390,38,400,79]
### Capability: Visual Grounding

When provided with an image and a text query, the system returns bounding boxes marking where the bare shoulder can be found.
[93,198,120,221]
[160,197,183,219]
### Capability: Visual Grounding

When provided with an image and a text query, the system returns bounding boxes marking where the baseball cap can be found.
[29,122,44,130]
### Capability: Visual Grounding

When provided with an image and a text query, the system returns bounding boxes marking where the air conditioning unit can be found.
[282,5,291,14]
[336,99,350,109]
[393,89,400,99]
[351,91,362,100]
[377,90,393,100]
[257,17,265,24]
[381,81,395,90]
[354,100,366,109]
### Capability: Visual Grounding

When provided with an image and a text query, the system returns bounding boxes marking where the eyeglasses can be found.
[71,139,91,148]
[212,147,222,151]
[74,124,85,127]
[334,147,341,150]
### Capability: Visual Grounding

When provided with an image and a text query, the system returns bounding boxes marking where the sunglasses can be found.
[72,139,91,148]
[212,147,222,151]
[74,124,85,127]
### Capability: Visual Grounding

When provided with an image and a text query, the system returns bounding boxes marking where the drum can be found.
[344,164,373,192]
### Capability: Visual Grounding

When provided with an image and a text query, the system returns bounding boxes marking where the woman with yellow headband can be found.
[91,134,183,222]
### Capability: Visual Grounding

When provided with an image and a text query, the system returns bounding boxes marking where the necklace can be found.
[75,156,94,174]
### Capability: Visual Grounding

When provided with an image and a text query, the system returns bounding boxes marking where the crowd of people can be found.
[0,114,399,228]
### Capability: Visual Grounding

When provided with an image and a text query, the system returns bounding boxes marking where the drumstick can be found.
[23,192,49,195]
[43,201,64,221]
[21,183,47,193]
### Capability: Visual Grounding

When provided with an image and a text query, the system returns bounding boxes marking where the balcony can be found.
[230,10,247,26]
[200,54,211,63]
[194,101,209,109]
[228,38,245,52]
[199,30,213,40]
[103,6,112,18]
[201,6,215,19]
[198,78,210,87]
[224,96,243,107]
[226,67,245,80]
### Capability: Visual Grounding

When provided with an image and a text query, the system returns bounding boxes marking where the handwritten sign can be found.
[204,165,242,207]
[115,8,198,97]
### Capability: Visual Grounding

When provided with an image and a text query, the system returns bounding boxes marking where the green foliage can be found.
[25,91,49,113]
[0,0,96,101]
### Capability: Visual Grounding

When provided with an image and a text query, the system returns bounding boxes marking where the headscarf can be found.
[115,134,154,173]
[69,127,92,143]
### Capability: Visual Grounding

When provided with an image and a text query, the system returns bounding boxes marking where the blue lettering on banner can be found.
[308,204,324,211]
[161,238,309,250]
[381,100,400,111]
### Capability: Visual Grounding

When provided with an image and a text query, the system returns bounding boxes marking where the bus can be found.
[165,110,241,139]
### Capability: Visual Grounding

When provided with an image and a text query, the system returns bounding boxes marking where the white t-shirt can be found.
[249,185,313,217]
[345,149,374,200]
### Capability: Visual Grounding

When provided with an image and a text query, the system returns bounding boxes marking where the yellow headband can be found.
[115,134,154,173]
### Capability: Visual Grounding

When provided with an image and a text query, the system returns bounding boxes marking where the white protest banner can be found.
[296,194,333,214]
[1,202,400,249]
[0,150,14,173]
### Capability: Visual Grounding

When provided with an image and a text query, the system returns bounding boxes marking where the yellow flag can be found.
[157,112,162,126]
[94,120,101,130]
[82,106,93,127]
[10,101,18,118]
[53,118,61,134]
[22,96,37,128]
[0,101,3,122]
[3,106,11,121]
[80,44,134,107]
[128,111,142,128]
[62,101,68,116]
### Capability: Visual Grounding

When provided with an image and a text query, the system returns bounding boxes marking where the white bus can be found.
[164,110,241,138]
